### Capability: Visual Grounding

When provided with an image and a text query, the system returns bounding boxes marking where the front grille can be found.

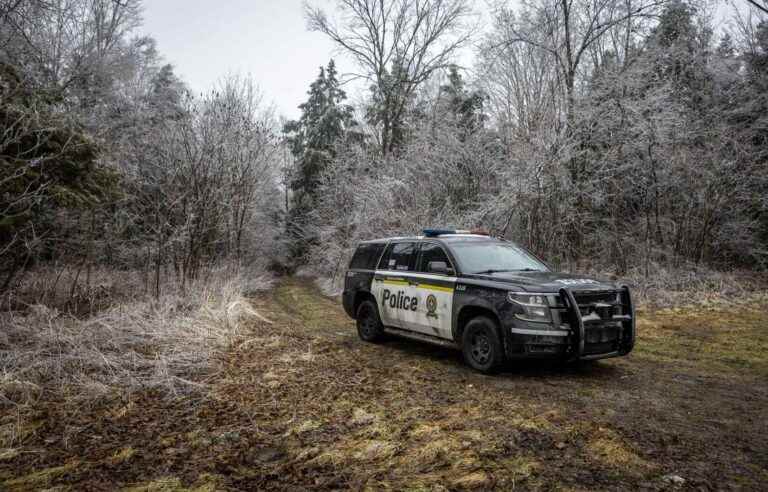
[559,286,635,358]
[556,290,621,326]
[573,290,618,304]
[573,291,620,321]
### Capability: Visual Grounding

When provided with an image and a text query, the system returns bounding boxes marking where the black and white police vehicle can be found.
[342,229,636,373]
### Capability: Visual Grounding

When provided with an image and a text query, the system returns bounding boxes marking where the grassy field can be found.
[2,278,767,490]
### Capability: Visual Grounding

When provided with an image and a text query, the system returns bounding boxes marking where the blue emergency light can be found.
[423,228,459,237]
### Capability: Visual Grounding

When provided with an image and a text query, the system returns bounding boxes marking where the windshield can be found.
[448,241,548,274]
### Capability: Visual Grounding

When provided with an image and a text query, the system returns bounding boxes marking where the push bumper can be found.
[504,286,636,361]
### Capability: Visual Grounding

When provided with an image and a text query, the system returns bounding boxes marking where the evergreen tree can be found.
[644,0,712,111]
[365,61,412,155]
[0,62,119,291]
[283,60,358,264]
[732,21,768,258]
[148,64,187,119]
[438,65,487,137]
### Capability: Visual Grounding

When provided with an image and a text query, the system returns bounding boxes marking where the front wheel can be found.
[462,317,504,373]
[356,300,385,343]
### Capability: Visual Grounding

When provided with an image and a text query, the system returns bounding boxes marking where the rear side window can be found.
[378,242,417,271]
[349,242,386,270]
[417,243,453,272]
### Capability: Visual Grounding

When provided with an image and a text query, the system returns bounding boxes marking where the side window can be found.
[418,243,453,273]
[349,243,385,270]
[379,242,417,271]
[377,243,394,270]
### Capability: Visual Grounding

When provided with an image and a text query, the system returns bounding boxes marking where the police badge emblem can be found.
[426,294,438,318]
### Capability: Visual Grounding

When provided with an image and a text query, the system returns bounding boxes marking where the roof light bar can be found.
[422,228,490,237]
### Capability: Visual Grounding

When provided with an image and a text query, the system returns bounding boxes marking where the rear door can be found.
[399,242,457,339]
[371,241,418,328]
[344,241,387,317]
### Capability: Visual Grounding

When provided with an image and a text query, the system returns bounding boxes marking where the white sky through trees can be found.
[142,0,340,119]
[142,0,741,120]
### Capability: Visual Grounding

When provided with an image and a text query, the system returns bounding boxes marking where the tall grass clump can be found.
[0,267,272,415]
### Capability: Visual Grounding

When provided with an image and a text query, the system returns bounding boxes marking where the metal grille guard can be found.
[559,285,636,360]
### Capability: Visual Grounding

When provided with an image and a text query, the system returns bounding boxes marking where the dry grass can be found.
[636,303,768,377]
[2,262,274,313]
[0,266,273,443]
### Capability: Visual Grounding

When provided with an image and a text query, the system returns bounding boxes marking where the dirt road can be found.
[3,278,768,490]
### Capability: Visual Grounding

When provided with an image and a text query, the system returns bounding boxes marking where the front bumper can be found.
[503,286,636,361]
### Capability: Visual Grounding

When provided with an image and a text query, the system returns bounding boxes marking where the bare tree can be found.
[305,0,475,155]
[745,0,768,16]
[116,73,281,296]
[477,7,566,147]
[493,0,665,124]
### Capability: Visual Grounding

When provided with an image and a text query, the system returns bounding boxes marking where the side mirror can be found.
[428,261,453,275]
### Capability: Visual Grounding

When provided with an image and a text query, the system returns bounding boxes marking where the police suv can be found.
[342,229,636,373]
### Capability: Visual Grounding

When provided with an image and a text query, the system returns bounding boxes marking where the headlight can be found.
[507,292,553,323]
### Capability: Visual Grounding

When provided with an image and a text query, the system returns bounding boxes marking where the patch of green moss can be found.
[273,280,352,334]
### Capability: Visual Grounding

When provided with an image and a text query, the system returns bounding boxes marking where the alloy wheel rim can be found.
[361,307,374,336]
[470,332,491,364]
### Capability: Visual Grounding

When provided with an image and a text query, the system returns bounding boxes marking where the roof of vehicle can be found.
[359,234,499,244]
[436,234,497,242]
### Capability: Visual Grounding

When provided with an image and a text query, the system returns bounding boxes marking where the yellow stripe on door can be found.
[418,284,454,293]
[382,279,408,286]
[381,278,454,293]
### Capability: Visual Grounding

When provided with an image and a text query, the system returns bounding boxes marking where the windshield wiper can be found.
[513,268,543,272]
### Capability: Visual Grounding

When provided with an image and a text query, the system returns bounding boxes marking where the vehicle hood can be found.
[462,271,619,292]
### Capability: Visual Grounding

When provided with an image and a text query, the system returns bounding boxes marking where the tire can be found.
[461,316,504,373]
[356,299,385,343]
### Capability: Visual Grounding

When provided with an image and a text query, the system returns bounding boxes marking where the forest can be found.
[1,0,768,490]
[1,0,767,304]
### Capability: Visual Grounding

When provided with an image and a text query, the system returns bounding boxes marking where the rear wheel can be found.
[356,300,385,343]
[462,316,504,373]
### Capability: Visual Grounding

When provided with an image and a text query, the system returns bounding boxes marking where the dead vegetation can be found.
[1,278,767,490]
[0,268,272,454]
[604,264,768,309]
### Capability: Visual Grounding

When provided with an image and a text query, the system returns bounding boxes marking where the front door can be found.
[399,242,456,339]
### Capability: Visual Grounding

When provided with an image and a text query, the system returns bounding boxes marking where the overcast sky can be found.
[141,0,741,121]
[141,0,342,120]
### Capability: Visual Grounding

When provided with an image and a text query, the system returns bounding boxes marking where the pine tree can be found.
[283,60,358,264]
[365,61,411,155]
[644,0,712,111]
[438,66,486,137]
[0,62,119,291]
